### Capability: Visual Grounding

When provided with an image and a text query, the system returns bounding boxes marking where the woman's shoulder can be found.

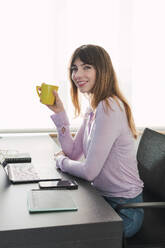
[97,97,124,113]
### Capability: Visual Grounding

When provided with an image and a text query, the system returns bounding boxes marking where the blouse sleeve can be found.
[51,111,87,160]
[56,100,123,181]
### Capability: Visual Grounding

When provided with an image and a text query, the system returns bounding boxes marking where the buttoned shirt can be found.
[51,97,143,198]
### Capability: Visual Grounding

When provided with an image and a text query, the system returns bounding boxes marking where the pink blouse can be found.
[51,97,143,198]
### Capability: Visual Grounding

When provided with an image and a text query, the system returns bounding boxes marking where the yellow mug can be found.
[36,83,59,105]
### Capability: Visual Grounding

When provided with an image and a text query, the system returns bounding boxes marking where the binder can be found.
[1,153,31,167]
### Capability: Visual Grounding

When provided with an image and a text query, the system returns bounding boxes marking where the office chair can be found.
[116,128,165,248]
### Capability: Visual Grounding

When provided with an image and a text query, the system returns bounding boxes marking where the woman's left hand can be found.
[54,151,66,169]
[54,151,65,161]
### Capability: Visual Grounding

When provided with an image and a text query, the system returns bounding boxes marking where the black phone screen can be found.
[39,180,78,189]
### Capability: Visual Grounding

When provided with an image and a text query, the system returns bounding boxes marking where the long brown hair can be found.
[69,44,137,139]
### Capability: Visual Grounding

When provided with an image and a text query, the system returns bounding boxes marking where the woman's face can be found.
[71,58,96,94]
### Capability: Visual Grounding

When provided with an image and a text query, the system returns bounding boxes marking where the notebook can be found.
[4,162,62,184]
[28,189,78,213]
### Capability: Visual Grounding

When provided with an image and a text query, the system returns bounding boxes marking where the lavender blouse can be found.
[51,97,143,198]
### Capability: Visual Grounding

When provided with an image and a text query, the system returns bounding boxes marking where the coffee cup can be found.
[36,83,59,105]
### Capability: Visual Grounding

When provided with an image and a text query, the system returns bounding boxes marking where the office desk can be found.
[0,134,122,248]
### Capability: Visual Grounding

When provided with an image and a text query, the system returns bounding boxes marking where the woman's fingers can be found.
[53,90,59,98]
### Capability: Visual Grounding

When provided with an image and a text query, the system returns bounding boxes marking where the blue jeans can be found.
[103,193,144,238]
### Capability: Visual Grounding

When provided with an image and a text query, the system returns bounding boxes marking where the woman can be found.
[45,44,144,238]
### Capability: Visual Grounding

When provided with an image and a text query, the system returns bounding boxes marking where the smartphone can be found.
[38,180,78,190]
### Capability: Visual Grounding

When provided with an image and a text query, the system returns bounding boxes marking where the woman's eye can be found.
[84,65,91,70]
[71,66,77,72]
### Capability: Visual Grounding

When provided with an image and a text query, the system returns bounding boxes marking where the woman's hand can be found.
[54,151,66,169]
[47,90,65,114]
[54,151,65,161]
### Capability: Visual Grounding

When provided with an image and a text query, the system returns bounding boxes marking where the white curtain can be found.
[131,0,165,128]
[0,0,164,131]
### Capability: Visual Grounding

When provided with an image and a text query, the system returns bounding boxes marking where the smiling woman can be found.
[41,44,144,238]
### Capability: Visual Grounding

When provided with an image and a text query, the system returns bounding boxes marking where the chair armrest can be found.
[116,202,165,211]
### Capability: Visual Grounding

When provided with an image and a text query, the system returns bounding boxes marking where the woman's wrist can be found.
[54,108,65,114]
[50,110,69,128]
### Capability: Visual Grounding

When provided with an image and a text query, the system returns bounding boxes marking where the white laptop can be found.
[4,162,61,184]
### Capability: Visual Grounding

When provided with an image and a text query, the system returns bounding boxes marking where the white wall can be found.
[0,0,164,132]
